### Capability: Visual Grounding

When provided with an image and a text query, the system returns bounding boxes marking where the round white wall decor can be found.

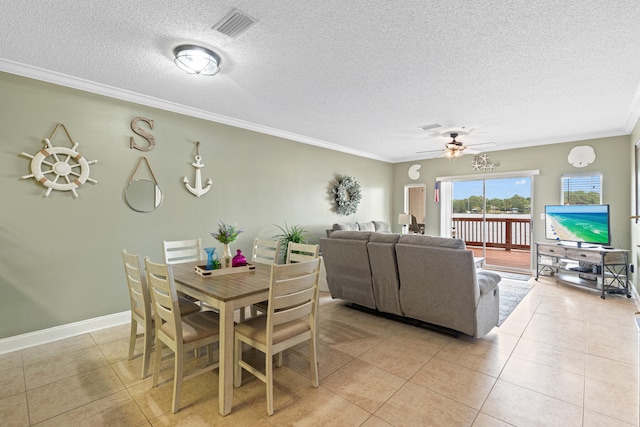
[20,124,98,198]
[567,145,596,168]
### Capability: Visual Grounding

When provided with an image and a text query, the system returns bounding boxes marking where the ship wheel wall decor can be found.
[20,123,98,198]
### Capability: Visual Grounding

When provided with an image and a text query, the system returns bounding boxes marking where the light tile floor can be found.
[1,276,638,426]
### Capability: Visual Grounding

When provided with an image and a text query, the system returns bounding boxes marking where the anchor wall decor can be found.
[183,141,212,197]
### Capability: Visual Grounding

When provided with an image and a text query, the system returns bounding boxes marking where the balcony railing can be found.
[452,216,531,250]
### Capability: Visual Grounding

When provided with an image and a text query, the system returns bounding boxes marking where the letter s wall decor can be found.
[129,116,155,151]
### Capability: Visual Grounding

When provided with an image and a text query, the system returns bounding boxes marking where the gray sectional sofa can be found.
[319,231,501,338]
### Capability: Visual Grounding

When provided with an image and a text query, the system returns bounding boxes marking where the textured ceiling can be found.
[2,1,640,163]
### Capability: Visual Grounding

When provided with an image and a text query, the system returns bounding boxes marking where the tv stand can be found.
[535,242,630,299]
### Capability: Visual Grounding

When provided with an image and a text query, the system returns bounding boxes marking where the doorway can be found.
[404,184,426,234]
[440,172,536,273]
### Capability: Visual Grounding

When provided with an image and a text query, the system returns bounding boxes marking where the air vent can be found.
[212,8,257,38]
[418,123,441,131]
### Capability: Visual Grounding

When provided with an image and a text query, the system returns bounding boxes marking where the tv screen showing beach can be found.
[545,205,610,245]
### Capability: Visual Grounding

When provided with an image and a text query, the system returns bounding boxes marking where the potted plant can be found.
[211,221,243,268]
[273,222,311,263]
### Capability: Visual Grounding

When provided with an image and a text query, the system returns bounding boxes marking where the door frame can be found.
[436,170,539,271]
[404,183,427,234]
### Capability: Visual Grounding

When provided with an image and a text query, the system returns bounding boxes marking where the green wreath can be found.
[332,175,362,216]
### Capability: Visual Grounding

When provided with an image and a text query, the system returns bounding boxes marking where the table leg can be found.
[218,302,235,415]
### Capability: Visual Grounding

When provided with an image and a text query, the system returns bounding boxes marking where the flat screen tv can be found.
[544,204,611,247]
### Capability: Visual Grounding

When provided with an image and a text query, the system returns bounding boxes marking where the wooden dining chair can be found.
[285,242,320,264]
[248,239,281,318]
[122,249,200,379]
[144,257,220,413]
[251,242,320,317]
[162,238,203,265]
[234,258,321,415]
[251,238,281,265]
[162,238,216,313]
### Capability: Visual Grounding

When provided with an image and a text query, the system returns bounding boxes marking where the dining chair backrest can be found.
[251,238,281,265]
[163,238,203,264]
[286,242,319,264]
[267,257,321,330]
[144,258,183,346]
[122,249,154,378]
[123,250,151,322]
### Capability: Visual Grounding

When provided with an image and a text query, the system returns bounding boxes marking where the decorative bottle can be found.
[232,249,247,267]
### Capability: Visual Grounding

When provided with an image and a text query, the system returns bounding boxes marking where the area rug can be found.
[496,271,532,282]
[498,278,534,326]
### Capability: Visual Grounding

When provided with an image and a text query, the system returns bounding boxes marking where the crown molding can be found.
[0,59,392,163]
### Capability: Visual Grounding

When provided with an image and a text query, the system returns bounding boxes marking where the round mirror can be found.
[125,179,163,212]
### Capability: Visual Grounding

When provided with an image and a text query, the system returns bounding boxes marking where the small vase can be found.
[221,243,232,268]
[232,249,247,267]
[204,247,218,270]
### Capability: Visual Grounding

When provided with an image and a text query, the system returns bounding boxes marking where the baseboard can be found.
[633,284,640,312]
[0,310,131,355]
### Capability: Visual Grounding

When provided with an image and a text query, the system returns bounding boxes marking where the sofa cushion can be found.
[372,220,391,232]
[333,222,359,231]
[398,234,465,249]
[320,235,377,309]
[329,230,372,240]
[357,221,376,231]
[367,233,402,316]
[369,232,400,243]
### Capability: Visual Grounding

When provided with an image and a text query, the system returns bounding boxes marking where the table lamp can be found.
[398,213,411,234]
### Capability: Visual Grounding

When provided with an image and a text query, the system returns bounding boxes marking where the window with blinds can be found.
[561,173,602,205]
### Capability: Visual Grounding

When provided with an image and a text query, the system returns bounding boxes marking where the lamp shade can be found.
[398,213,411,225]
[174,45,221,76]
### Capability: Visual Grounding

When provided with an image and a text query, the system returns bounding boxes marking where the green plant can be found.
[273,222,310,262]
[211,221,243,244]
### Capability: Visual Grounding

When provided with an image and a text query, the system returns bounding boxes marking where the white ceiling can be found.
[2,1,640,163]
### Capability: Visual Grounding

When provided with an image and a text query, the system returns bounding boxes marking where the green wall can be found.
[0,72,393,338]
[1,69,636,340]
[392,136,633,270]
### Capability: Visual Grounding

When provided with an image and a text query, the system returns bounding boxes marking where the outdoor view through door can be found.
[452,177,532,272]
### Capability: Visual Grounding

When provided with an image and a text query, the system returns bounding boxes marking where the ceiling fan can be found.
[417,132,495,158]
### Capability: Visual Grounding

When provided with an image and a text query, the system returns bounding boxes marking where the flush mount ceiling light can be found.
[173,45,221,76]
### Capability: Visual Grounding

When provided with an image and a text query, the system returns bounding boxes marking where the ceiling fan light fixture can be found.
[174,45,221,76]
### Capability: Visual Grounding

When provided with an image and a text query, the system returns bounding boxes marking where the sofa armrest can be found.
[476,271,501,295]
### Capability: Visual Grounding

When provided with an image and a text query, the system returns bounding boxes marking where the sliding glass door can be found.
[450,176,533,272]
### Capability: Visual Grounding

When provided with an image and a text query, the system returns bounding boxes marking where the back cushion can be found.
[369,232,400,243]
[398,234,465,249]
[357,221,375,231]
[333,222,359,231]
[329,230,372,241]
[372,220,391,232]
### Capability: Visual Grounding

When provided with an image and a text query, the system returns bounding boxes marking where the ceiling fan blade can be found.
[466,141,496,148]
[416,148,444,154]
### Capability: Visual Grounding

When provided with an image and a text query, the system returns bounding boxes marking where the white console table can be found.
[535,242,630,299]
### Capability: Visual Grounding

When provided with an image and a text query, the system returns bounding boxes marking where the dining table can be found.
[171,261,270,416]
